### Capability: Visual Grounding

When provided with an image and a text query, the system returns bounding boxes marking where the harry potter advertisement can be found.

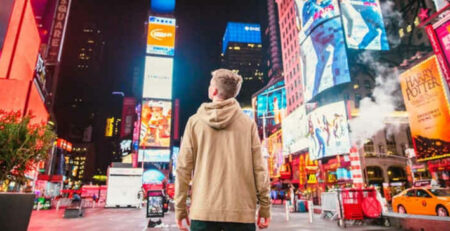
[399,56,450,161]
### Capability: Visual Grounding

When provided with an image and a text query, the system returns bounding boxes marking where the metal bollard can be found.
[56,200,60,211]
[285,201,290,221]
[308,200,313,223]
[37,202,41,211]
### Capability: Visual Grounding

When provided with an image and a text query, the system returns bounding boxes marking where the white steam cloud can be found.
[380,0,404,48]
[349,52,403,147]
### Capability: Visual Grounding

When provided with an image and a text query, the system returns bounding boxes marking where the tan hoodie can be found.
[175,98,271,223]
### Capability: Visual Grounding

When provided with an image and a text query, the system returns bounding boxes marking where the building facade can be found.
[221,22,264,107]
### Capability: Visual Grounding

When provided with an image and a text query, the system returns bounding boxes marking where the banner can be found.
[434,20,450,88]
[120,97,136,138]
[46,0,72,64]
[399,56,450,161]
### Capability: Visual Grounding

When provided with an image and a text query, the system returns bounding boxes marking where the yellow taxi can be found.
[392,187,450,216]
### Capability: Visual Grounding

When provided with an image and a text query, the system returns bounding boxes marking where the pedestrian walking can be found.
[175,69,271,231]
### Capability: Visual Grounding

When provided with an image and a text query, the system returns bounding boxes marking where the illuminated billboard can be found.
[0,0,14,57]
[255,80,286,128]
[140,100,172,148]
[341,0,389,50]
[307,101,351,160]
[294,0,341,43]
[282,105,308,155]
[151,0,175,13]
[399,56,450,162]
[138,149,170,162]
[222,22,261,54]
[299,17,351,101]
[147,16,175,56]
[143,56,173,99]
[266,130,283,178]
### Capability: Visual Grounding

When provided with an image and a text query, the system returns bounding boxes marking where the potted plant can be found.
[0,110,55,231]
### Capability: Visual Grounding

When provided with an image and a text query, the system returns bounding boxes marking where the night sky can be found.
[174,0,262,133]
[57,0,264,151]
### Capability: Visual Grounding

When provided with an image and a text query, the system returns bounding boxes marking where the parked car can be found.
[392,187,450,216]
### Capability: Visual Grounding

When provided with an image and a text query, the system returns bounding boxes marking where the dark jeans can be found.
[190,220,255,231]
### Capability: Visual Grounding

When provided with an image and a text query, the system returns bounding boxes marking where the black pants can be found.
[190,220,255,231]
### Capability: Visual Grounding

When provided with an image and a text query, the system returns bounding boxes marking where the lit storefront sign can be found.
[47,0,72,64]
[105,117,115,137]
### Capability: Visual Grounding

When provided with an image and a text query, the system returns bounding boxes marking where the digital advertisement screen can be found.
[282,105,308,155]
[399,56,450,162]
[171,146,179,178]
[295,0,341,43]
[436,20,450,75]
[140,100,172,148]
[307,101,351,160]
[138,149,171,162]
[266,130,283,178]
[147,16,175,56]
[300,17,351,101]
[222,22,261,54]
[151,0,175,13]
[256,80,286,126]
[341,0,389,50]
[143,56,173,99]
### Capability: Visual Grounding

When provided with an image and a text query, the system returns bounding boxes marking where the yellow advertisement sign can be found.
[105,117,114,137]
[399,56,450,161]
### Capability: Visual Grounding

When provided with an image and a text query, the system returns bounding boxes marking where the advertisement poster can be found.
[399,56,450,161]
[147,16,175,56]
[143,56,173,99]
[120,97,136,137]
[341,0,389,50]
[435,19,450,87]
[0,0,15,59]
[300,18,351,101]
[140,100,172,148]
[267,130,283,178]
[138,149,170,162]
[294,0,341,43]
[256,80,286,127]
[282,105,309,155]
[307,101,351,160]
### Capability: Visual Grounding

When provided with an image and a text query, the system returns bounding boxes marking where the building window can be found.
[385,129,397,155]
[364,139,375,156]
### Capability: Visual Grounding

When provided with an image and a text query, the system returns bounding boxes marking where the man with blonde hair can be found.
[175,68,271,231]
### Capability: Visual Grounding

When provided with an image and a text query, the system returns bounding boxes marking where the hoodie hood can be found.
[196,98,241,129]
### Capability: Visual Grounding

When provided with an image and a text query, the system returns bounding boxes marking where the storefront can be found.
[428,157,450,187]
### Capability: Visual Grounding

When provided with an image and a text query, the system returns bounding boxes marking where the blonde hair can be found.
[211,68,243,99]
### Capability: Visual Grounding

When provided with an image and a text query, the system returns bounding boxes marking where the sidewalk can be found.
[28,205,395,231]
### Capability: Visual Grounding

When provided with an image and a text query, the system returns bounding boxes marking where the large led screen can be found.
[138,149,170,162]
[222,22,261,54]
[147,16,175,56]
[341,0,389,50]
[307,101,351,160]
[282,105,308,155]
[256,80,286,127]
[143,56,173,99]
[399,56,450,162]
[295,0,341,43]
[140,100,172,148]
[267,130,283,178]
[0,0,14,56]
[300,17,351,101]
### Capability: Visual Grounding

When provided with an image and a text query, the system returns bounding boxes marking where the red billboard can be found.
[120,97,136,138]
[0,0,15,58]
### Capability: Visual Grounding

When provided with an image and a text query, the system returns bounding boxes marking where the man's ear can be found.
[213,87,219,97]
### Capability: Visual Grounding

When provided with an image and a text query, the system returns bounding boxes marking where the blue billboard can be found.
[299,17,351,102]
[222,22,261,54]
[151,0,175,13]
[295,0,341,43]
[256,80,286,127]
[341,0,389,50]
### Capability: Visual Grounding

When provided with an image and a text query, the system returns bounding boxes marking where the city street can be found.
[28,205,394,231]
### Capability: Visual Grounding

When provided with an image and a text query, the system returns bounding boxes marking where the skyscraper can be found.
[275,0,303,115]
[220,22,264,107]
